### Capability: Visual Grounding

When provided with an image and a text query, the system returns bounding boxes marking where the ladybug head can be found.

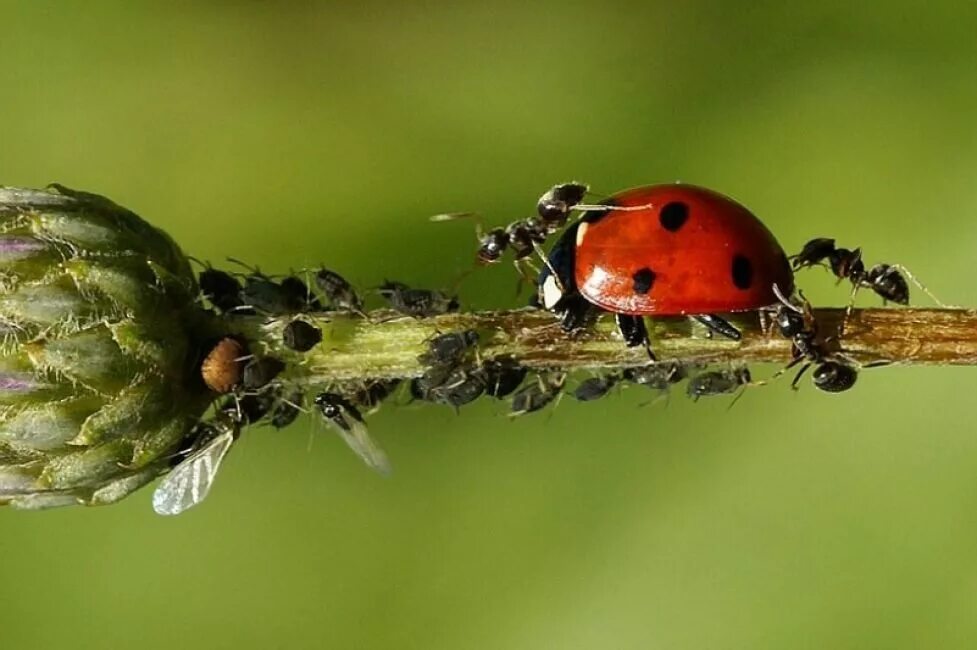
[534,223,579,312]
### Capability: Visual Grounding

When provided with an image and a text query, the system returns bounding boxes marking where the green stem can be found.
[228,308,977,389]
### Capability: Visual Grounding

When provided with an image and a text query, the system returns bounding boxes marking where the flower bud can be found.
[0,185,213,509]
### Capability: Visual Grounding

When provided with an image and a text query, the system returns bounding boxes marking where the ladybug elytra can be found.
[537,184,795,352]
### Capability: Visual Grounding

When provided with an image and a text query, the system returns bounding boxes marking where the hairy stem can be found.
[229,308,977,387]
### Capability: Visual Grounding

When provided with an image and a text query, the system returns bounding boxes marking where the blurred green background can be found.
[3,2,977,648]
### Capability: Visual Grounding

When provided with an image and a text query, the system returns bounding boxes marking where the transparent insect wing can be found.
[325,413,391,476]
[152,431,235,516]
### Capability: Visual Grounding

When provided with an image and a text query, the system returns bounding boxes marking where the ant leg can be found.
[531,241,563,292]
[770,353,804,382]
[692,314,742,341]
[616,314,655,360]
[512,258,539,296]
[445,267,477,297]
[790,361,813,390]
[727,387,749,410]
[841,282,862,336]
[727,374,765,410]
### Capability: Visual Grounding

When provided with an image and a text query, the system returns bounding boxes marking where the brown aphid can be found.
[201,337,247,394]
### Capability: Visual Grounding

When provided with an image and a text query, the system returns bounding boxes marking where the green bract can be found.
[0,185,212,509]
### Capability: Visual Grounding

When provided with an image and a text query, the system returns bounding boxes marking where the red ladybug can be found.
[537,184,794,353]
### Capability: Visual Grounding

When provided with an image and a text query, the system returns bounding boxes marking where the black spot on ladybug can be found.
[659,202,689,232]
[731,254,753,290]
[632,267,656,294]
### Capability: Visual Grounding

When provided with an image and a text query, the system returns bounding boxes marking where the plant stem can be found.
[229,308,977,386]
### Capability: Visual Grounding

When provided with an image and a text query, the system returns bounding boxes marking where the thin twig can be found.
[230,308,977,386]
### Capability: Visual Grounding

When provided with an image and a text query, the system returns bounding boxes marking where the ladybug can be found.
[537,184,794,352]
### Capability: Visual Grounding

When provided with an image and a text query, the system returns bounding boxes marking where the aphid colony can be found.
[158,262,462,515]
[157,180,931,515]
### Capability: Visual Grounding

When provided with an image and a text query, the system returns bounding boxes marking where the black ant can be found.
[771,284,859,392]
[432,182,651,287]
[790,238,942,311]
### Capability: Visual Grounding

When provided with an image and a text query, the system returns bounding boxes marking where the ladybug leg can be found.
[556,294,597,331]
[691,314,742,341]
[615,314,655,360]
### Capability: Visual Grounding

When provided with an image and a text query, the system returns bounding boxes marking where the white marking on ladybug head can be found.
[541,275,564,310]
[575,222,589,247]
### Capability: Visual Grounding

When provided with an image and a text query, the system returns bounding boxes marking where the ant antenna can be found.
[888,264,954,308]
[429,211,479,223]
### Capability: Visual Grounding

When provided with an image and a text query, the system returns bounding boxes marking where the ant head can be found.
[476,228,509,264]
[537,182,589,221]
